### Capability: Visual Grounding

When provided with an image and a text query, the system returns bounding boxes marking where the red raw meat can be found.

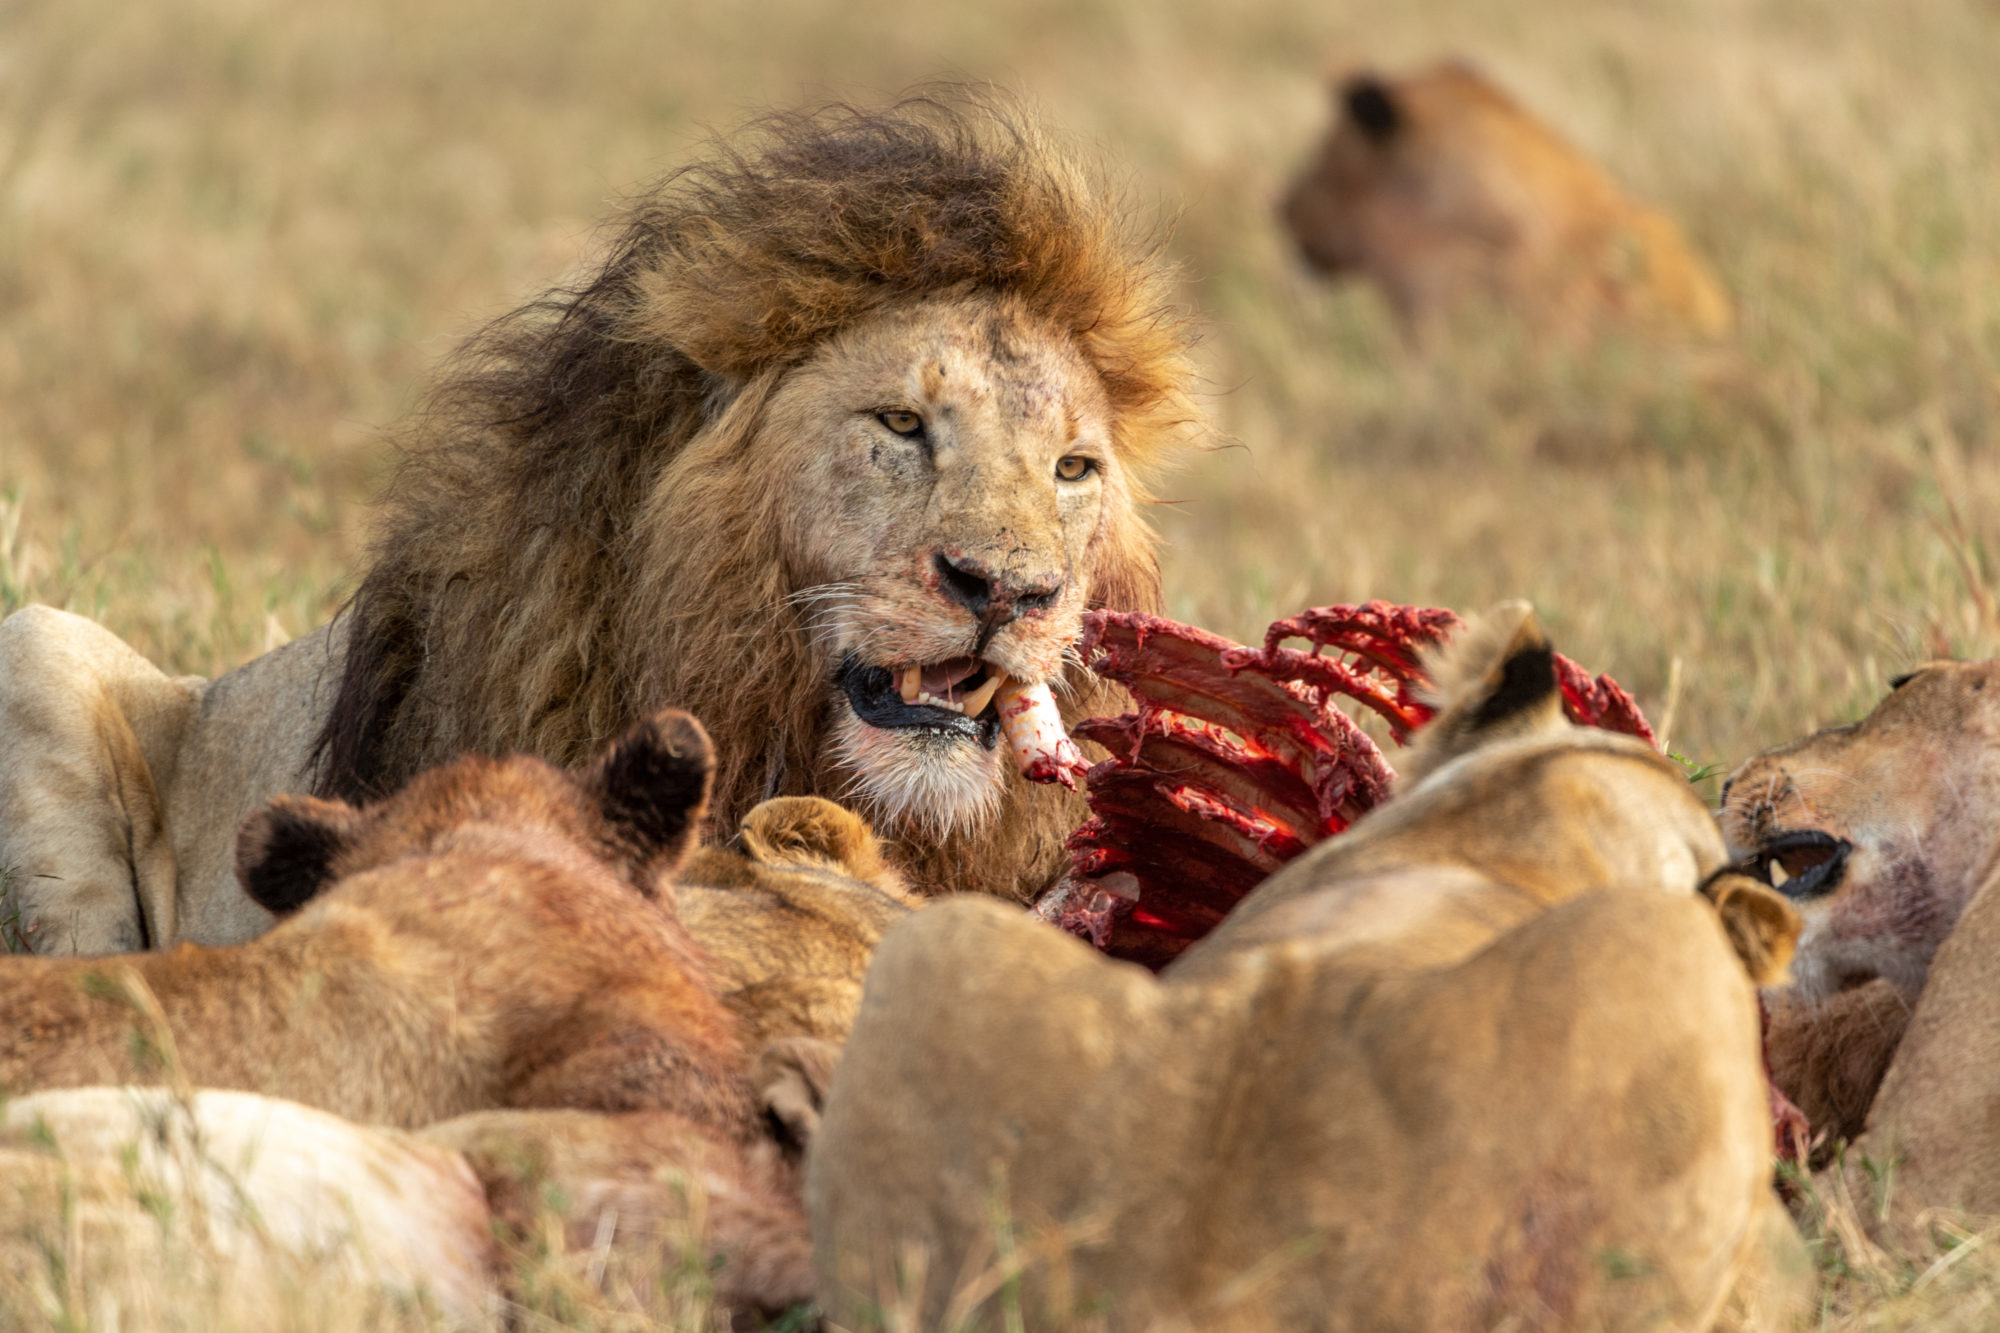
[1036,602,1654,967]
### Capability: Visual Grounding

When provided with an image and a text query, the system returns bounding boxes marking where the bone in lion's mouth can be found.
[834,654,1089,787]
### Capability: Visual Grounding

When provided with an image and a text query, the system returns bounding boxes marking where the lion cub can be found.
[0,710,752,1129]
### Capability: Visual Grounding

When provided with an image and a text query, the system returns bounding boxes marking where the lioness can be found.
[0,710,752,1126]
[0,93,1200,955]
[1723,660,2000,1234]
[811,605,1810,1331]
[1280,60,1734,340]
[679,795,918,1051]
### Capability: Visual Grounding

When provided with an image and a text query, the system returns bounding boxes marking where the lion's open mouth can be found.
[1744,830,1852,902]
[836,654,1004,748]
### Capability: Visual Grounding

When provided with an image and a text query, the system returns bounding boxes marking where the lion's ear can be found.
[1400,601,1567,786]
[236,795,362,916]
[1702,871,1803,987]
[589,709,716,875]
[1341,73,1402,144]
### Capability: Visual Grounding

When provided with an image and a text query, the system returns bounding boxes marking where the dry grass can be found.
[3,0,1999,1325]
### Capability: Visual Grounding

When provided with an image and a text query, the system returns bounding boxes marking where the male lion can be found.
[0,94,1197,954]
[1280,60,1734,340]
[1723,660,2000,1233]
[811,605,1810,1332]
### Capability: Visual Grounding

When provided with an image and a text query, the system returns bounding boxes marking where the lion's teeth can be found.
[916,691,965,714]
[959,673,1005,718]
[899,666,922,704]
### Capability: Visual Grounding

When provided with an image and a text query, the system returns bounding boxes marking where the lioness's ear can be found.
[590,709,715,874]
[1401,601,1566,786]
[1341,73,1402,144]
[235,795,361,916]
[1702,870,1803,987]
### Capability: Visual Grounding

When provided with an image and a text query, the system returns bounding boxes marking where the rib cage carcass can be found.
[1038,602,1655,968]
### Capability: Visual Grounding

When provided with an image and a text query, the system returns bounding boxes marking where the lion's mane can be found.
[312,93,1198,897]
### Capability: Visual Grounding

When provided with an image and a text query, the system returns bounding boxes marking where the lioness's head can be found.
[1279,60,1731,337]
[315,94,1199,899]
[1281,62,1589,311]
[244,710,714,915]
[1721,660,2000,1000]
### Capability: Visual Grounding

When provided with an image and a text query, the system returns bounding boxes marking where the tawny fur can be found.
[0,712,753,1131]
[2,1087,825,1322]
[0,1088,503,1327]
[1720,659,2000,1004]
[678,796,918,1050]
[1401,599,1565,786]
[312,93,1199,901]
[0,737,922,1318]
[424,1106,818,1316]
[1828,871,2000,1246]
[1281,60,1734,340]
[1762,979,1911,1155]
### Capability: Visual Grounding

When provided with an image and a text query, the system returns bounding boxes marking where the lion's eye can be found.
[1055,455,1096,482]
[877,410,924,438]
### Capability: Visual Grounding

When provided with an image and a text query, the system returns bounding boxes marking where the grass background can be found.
[2,0,1999,1325]
[3,0,1997,771]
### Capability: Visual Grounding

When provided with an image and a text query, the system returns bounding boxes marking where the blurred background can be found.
[2,0,1996,784]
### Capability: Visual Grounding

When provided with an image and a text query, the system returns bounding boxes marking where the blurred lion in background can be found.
[0,92,1201,956]
[1281,59,1734,341]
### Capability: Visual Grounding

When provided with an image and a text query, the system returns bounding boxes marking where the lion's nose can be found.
[933,551,1064,624]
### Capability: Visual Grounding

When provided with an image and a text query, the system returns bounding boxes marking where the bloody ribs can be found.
[1033,601,1655,968]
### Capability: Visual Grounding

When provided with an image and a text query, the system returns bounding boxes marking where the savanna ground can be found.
[1,0,1997,1327]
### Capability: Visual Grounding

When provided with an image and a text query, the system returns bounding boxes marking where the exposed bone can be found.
[997,678,1089,789]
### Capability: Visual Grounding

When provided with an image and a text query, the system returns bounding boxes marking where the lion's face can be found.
[761,293,1124,837]
[1720,660,2000,1000]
